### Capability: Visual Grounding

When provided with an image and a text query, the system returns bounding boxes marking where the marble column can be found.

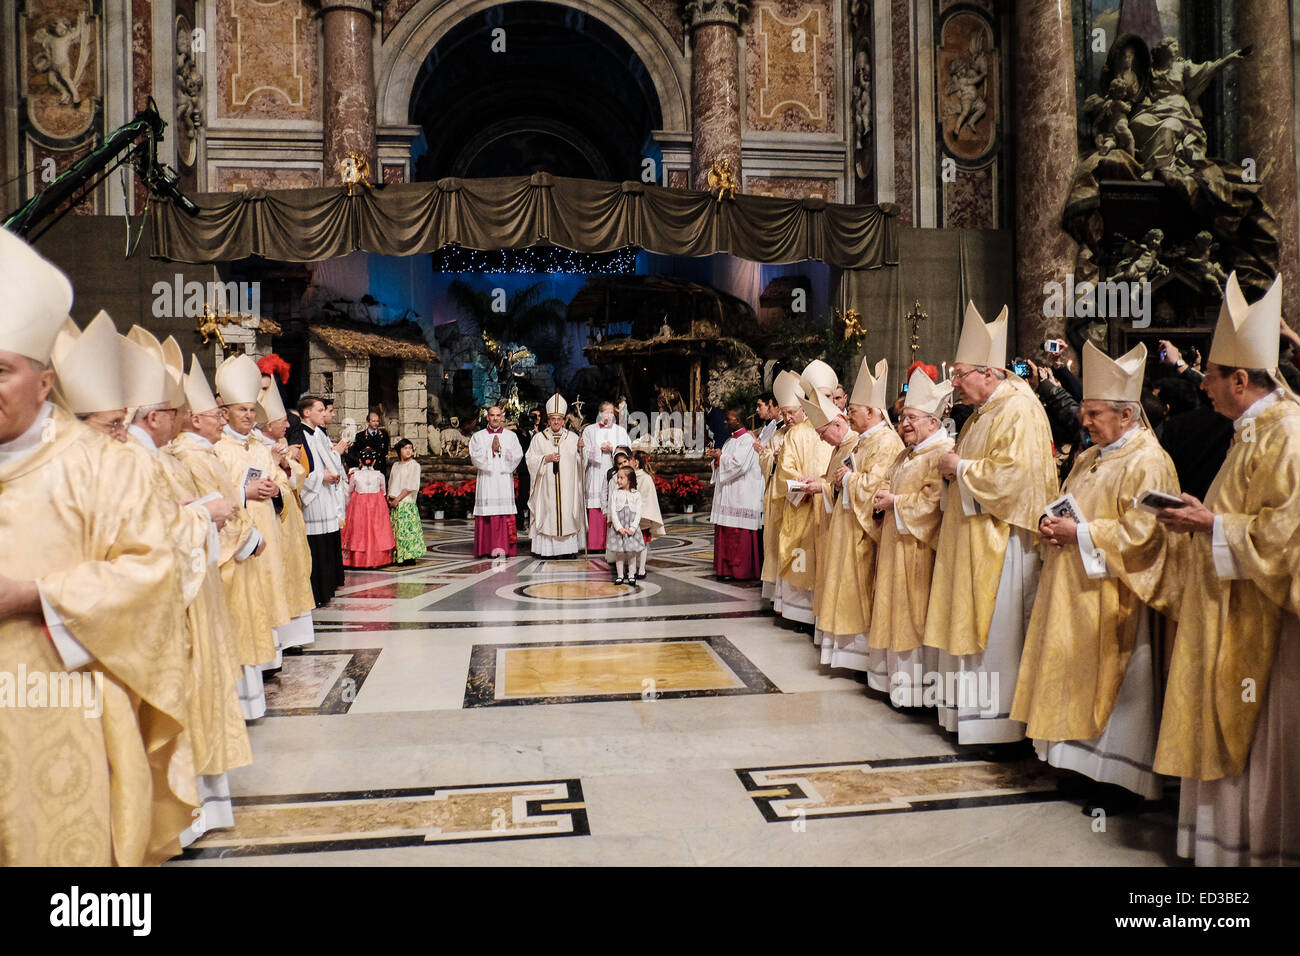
[1237,0,1299,313]
[687,1,747,190]
[1012,0,1077,355]
[318,0,378,184]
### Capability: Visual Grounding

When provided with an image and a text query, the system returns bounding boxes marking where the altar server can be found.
[708,408,764,580]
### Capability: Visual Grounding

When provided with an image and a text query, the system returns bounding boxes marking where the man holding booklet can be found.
[1013,341,1182,811]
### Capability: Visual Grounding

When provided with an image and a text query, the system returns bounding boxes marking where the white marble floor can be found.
[172,518,1184,866]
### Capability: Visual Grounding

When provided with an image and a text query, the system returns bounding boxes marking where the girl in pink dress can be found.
[342,446,395,568]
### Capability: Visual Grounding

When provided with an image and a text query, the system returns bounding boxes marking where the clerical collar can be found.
[223,424,250,443]
[978,379,1009,408]
[0,401,53,468]
[1098,425,1139,457]
[549,427,564,436]
[183,431,214,449]
[599,421,610,428]
[252,428,274,446]
[487,427,503,433]
[914,429,946,452]
[861,419,887,439]
[127,424,159,455]
[1235,388,1282,430]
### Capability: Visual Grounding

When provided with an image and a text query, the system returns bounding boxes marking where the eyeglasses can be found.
[949,367,983,382]
[899,412,932,423]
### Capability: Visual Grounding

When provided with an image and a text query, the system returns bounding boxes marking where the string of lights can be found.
[431,244,638,274]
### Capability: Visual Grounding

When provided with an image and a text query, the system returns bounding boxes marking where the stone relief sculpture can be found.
[852,48,872,181]
[33,11,91,107]
[175,17,203,168]
[943,32,989,138]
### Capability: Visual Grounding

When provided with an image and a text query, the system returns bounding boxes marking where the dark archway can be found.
[408,2,663,182]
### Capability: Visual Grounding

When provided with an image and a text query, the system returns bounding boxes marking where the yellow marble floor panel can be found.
[499,640,744,699]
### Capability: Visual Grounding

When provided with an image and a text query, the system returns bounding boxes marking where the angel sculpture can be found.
[196,308,227,348]
[706,159,738,203]
[835,308,866,347]
[338,152,374,195]
[33,13,91,107]
[943,32,989,137]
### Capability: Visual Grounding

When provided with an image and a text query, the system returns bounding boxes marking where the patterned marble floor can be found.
[172,517,1183,866]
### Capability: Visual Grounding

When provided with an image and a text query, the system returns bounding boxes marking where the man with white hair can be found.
[116,325,252,846]
[170,356,275,719]
[0,230,193,865]
[470,404,524,557]
[772,361,839,629]
[813,358,904,671]
[869,367,955,704]
[580,400,631,551]
[1013,342,1181,810]
[1153,273,1300,865]
[526,394,585,557]
[923,302,1058,746]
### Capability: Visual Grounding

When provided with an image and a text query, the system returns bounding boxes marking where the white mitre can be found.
[0,228,73,363]
[545,393,568,416]
[798,374,842,429]
[848,357,890,417]
[126,326,185,408]
[259,379,288,423]
[1208,272,1281,371]
[801,359,838,397]
[214,353,263,406]
[903,367,954,419]
[184,355,219,415]
[773,369,805,409]
[1082,340,1146,403]
[953,300,1009,369]
[119,331,180,410]
[50,312,126,414]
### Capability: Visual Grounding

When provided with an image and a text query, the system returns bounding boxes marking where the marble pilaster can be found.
[1012,0,1076,355]
[687,1,747,190]
[1237,0,1299,315]
[319,0,378,184]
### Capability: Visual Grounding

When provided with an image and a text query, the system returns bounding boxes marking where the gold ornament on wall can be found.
[835,307,866,347]
[196,305,228,347]
[338,152,373,195]
[706,158,738,203]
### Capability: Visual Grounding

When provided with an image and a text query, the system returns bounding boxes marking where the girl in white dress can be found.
[604,466,644,585]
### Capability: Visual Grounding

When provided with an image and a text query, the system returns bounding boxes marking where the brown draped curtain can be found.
[150,172,899,270]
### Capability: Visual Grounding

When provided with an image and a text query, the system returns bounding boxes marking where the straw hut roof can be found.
[309,321,440,362]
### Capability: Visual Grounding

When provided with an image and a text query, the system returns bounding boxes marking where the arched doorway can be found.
[407,2,664,181]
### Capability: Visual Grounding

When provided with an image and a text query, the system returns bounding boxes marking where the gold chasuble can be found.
[759,425,787,590]
[169,431,277,667]
[216,428,292,631]
[271,445,316,619]
[869,433,955,653]
[1012,428,1181,740]
[816,423,903,637]
[0,408,195,866]
[924,377,1058,655]
[127,439,253,779]
[1156,398,1300,780]
[775,419,834,590]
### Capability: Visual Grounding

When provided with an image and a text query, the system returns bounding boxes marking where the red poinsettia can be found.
[670,474,706,504]
[420,480,457,505]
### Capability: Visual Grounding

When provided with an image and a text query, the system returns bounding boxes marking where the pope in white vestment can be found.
[526,394,586,557]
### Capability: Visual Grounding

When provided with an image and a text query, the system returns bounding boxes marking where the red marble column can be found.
[687,1,747,190]
[1236,0,1299,315]
[1012,0,1077,354]
[319,0,378,184]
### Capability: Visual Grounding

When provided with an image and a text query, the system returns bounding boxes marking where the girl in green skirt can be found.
[387,439,425,564]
